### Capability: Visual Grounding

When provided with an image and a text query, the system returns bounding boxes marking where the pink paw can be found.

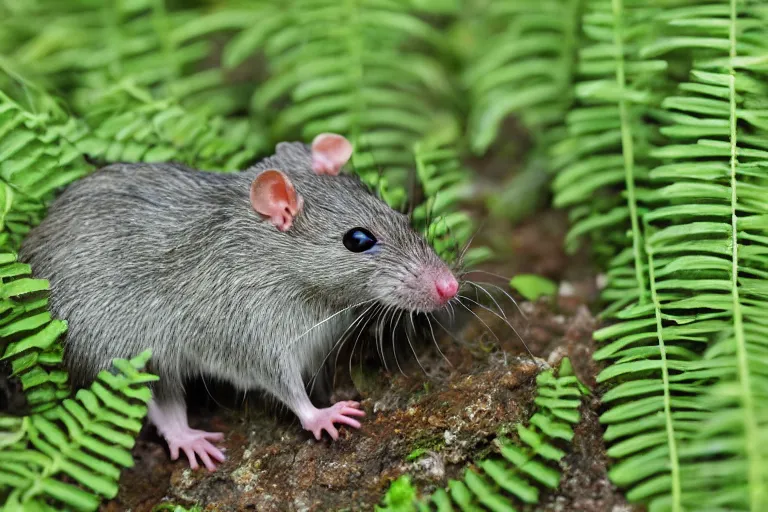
[301,401,366,440]
[166,428,226,472]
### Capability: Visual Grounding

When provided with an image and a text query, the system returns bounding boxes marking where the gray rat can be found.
[19,133,460,471]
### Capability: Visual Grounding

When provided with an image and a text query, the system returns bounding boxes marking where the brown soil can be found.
[101,206,633,512]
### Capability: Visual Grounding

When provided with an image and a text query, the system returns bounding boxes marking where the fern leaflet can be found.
[0,350,157,511]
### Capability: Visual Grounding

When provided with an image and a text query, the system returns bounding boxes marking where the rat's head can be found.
[249,133,460,313]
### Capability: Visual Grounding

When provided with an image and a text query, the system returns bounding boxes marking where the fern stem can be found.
[726,0,761,508]
[645,229,681,512]
[610,0,646,304]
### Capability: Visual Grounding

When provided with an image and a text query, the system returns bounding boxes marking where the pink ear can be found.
[250,170,303,232]
[311,133,353,176]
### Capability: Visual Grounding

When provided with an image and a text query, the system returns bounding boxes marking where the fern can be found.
[220,0,458,202]
[0,87,91,252]
[0,253,68,416]
[556,0,768,510]
[0,350,157,511]
[551,0,679,268]
[71,83,267,172]
[461,0,580,156]
[376,358,586,511]
[1,1,270,173]
[0,0,240,114]
[0,90,160,508]
[412,131,492,268]
[455,0,579,226]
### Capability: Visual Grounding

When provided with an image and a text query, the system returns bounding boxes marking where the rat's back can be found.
[19,162,251,388]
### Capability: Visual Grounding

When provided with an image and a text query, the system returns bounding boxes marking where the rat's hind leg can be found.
[147,380,225,471]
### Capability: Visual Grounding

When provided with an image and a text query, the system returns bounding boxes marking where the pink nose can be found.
[435,275,459,301]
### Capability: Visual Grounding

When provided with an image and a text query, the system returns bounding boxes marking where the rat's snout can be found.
[388,262,460,312]
[435,274,459,302]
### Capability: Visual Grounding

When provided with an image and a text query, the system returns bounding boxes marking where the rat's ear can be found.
[311,133,353,176]
[250,170,303,232]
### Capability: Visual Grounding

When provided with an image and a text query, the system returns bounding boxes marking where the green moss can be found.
[406,448,429,461]
[152,504,203,512]
[495,421,519,438]
[409,433,446,455]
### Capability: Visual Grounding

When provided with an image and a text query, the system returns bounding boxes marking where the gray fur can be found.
[19,142,447,416]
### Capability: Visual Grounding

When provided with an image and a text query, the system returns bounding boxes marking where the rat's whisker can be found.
[379,304,397,373]
[332,302,378,386]
[456,220,486,264]
[446,300,456,324]
[371,304,387,371]
[431,313,469,348]
[381,304,398,371]
[308,302,376,393]
[425,313,452,368]
[201,375,233,412]
[286,298,376,353]
[462,269,513,283]
[472,280,528,321]
[391,310,405,376]
[455,298,500,343]
[348,304,381,382]
[458,294,534,360]
[373,307,386,372]
[467,281,506,319]
[406,312,428,376]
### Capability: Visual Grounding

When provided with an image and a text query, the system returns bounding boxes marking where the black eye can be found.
[343,227,377,253]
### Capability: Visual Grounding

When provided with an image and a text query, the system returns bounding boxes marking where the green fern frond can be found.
[377,358,585,511]
[0,88,91,252]
[412,134,490,268]
[573,0,768,510]
[224,0,458,199]
[0,350,157,511]
[0,252,68,415]
[458,0,579,224]
[72,83,267,171]
[551,0,677,268]
[461,0,580,156]
[625,2,767,510]
[0,0,238,114]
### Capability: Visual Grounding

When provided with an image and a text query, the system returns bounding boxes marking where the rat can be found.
[19,133,460,471]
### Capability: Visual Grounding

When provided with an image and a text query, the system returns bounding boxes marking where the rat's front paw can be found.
[301,401,366,441]
[165,428,226,472]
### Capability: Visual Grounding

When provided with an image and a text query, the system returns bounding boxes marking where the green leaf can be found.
[509,275,558,302]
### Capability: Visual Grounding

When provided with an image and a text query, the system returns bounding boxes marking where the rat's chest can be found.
[297,309,356,369]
